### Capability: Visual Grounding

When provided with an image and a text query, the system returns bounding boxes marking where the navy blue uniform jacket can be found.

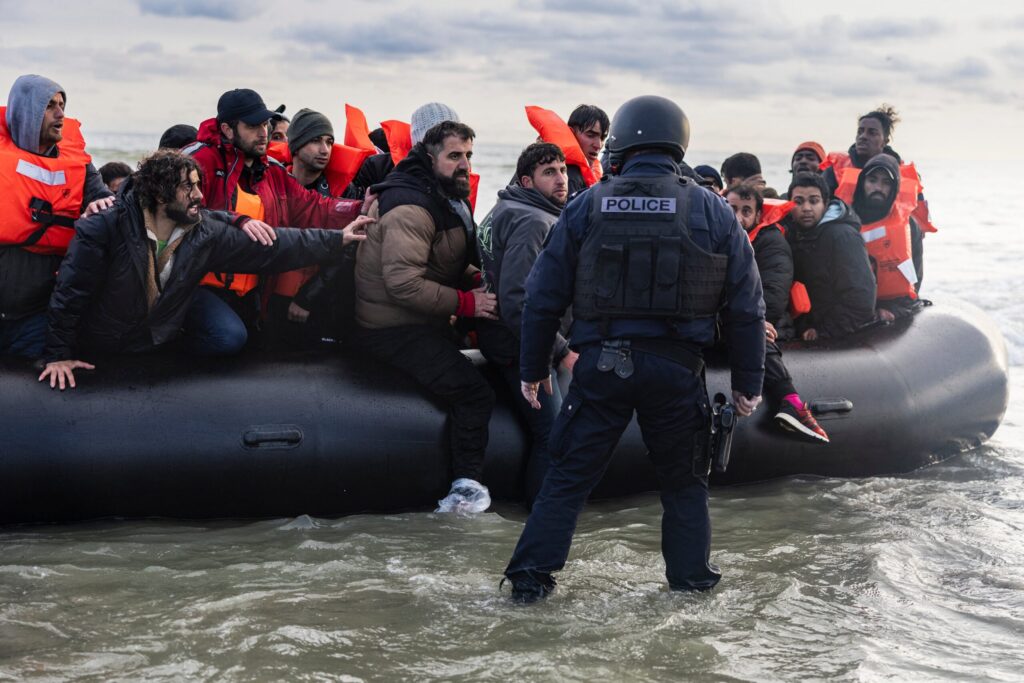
[519,154,766,395]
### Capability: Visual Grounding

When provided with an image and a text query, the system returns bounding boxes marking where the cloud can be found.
[276,22,439,59]
[131,41,163,55]
[136,0,263,21]
[848,18,945,40]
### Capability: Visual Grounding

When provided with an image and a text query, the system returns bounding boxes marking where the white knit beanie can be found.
[410,102,460,145]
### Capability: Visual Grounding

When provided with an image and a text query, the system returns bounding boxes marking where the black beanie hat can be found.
[287,108,334,154]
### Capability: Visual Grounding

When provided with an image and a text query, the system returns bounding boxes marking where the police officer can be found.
[502,96,766,602]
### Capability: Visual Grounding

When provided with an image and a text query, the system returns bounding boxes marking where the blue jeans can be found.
[0,312,48,359]
[505,345,720,591]
[181,288,248,356]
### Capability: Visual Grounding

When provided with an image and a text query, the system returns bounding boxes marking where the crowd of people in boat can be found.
[0,73,935,510]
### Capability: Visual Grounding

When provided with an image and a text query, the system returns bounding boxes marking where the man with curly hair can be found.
[38,150,371,390]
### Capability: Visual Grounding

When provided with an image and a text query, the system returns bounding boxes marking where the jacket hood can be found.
[195,116,270,184]
[853,153,901,224]
[196,118,224,147]
[371,143,439,197]
[496,185,564,217]
[5,74,65,153]
[791,199,860,242]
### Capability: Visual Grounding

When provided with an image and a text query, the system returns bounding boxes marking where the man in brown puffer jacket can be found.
[353,121,499,513]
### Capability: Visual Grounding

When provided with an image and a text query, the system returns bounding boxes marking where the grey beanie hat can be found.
[410,102,459,145]
[287,108,334,154]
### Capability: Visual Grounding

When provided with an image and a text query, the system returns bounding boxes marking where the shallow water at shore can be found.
[1,150,1021,681]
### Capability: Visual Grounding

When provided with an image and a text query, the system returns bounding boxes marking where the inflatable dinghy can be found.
[0,300,1008,524]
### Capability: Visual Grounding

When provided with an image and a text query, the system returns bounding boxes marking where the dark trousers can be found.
[496,362,560,505]
[505,345,721,591]
[763,340,796,406]
[181,288,249,356]
[262,294,335,351]
[0,311,47,359]
[356,324,495,481]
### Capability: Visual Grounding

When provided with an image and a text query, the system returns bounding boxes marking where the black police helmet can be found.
[606,96,690,162]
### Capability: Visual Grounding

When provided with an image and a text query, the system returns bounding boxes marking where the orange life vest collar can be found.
[746,198,794,244]
[525,106,602,187]
[0,106,91,255]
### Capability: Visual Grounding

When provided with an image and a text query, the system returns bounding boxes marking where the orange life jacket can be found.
[381,120,412,167]
[267,140,290,165]
[525,106,602,187]
[789,282,811,319]
[835,164,921,301]
[344,104,375,151]
[0,106,91,255]
[824,151,937,234]
[821,151,853,173]
[382,119,481,211]
[200,187,264,296]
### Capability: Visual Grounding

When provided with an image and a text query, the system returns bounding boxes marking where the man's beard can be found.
[437,170,471,199]
[236,137,266,160]
[166,200,202,227]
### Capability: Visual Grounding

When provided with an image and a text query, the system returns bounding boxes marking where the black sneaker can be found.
[774,401,830,443]
[502,572,557,604]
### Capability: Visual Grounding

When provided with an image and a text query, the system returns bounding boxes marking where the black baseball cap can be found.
[216,88,275,125]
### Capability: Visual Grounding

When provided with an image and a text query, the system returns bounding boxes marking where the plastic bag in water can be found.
[436,478,491,514]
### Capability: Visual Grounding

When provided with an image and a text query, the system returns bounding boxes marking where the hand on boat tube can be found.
[876,308,896,323]
[38,360,96,391]
[242,219,277,245]
[342,215,374,245]
[732,391,761,417]
[521,377,553,410]
[82,196,115,217]
[801,328,818,341]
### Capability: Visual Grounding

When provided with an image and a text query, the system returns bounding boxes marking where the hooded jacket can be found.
[786,199,876,339]
[43,177,351,362]
[852,153,900,224]
[0,75,112,321]
[851,153,924,316]
[187,118,361,229]
[476,185,568,365]
[354,144,479,329]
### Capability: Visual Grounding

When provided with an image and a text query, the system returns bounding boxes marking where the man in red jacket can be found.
[184,88,365,342]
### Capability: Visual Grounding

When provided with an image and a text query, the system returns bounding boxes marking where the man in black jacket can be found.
[785,173,876,341]
[726,184,828,443]
[38,150,370,390]
[1,75,114,359]
[478,142,577,501]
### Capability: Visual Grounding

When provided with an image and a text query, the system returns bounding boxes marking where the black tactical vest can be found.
[573,175,727,322]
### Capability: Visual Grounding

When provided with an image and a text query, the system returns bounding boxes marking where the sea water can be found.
[1,140,1021,682]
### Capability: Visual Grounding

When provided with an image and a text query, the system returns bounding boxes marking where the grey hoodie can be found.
[0,75,112,323]
[6,74,65,153]
[476,185,568,364]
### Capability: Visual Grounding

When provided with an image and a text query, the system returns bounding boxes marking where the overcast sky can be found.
[1,0,1021,163]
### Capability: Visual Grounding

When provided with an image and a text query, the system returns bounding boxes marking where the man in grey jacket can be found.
[477,142,577,503]
[0,74,114,359]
